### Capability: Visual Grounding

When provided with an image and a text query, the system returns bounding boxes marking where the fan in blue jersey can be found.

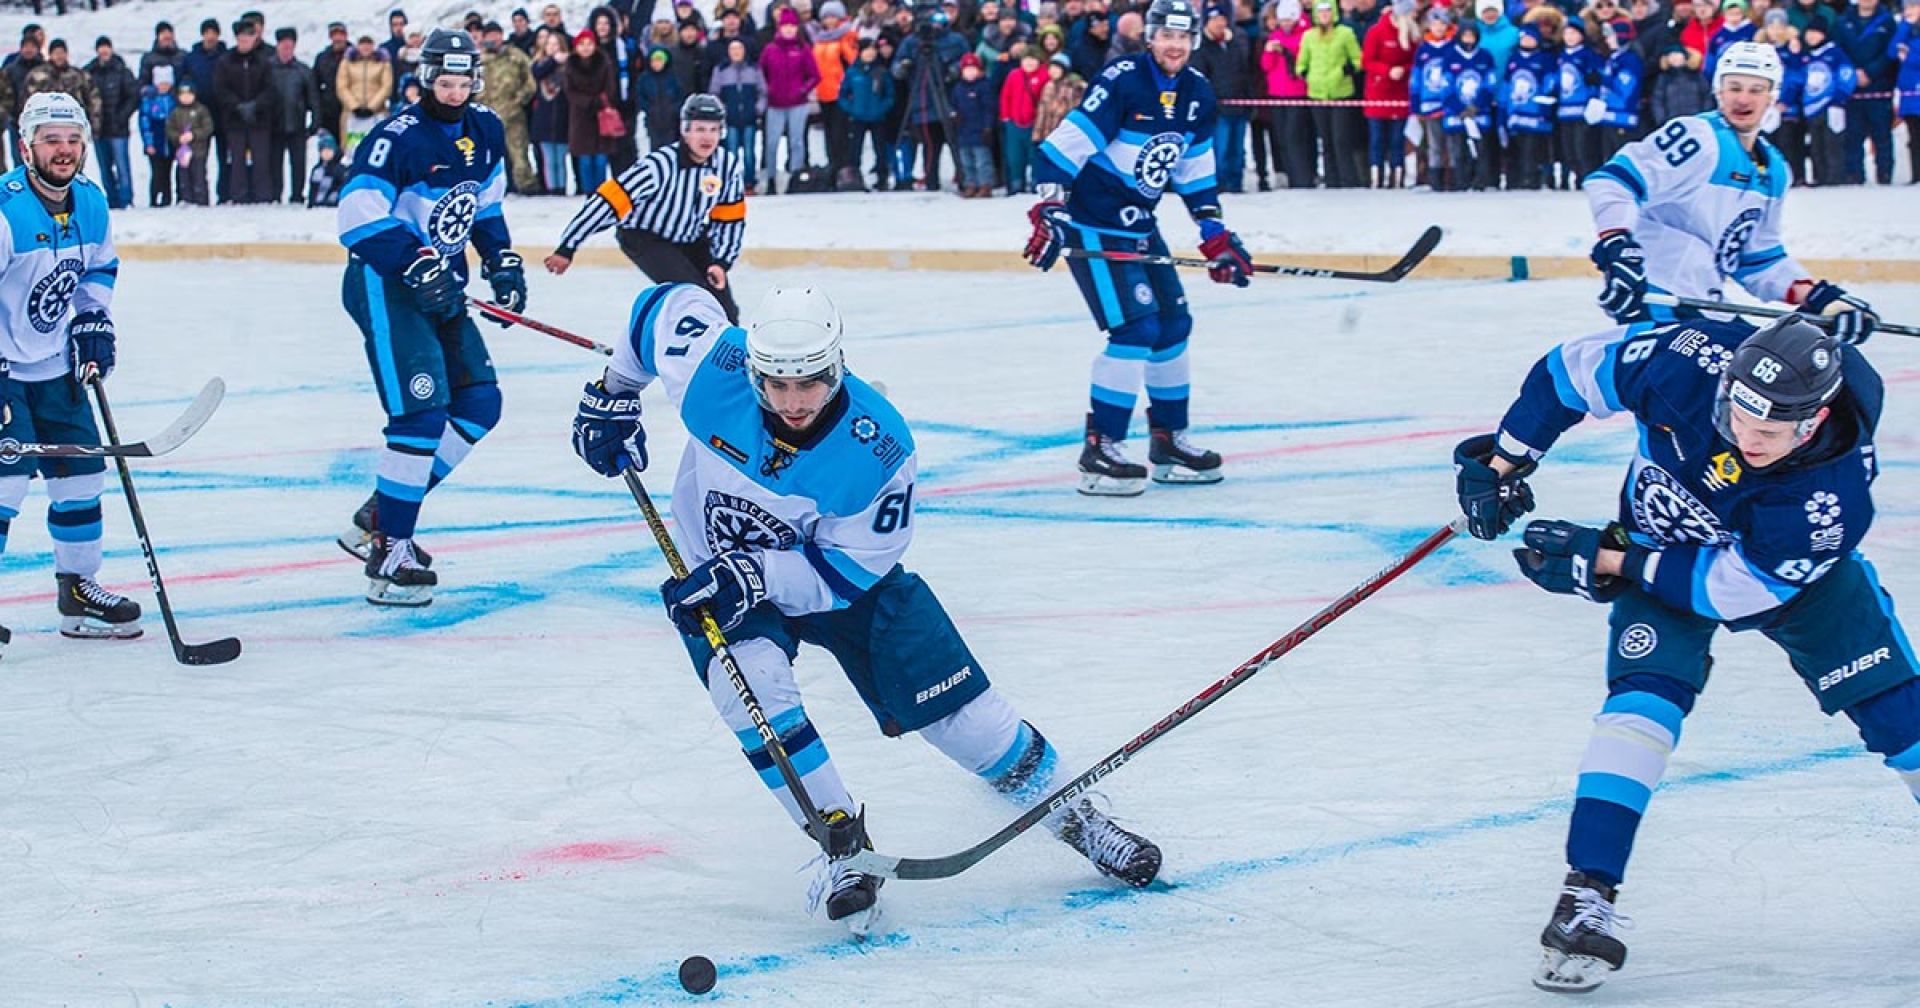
[1452,316,1917,994]
[1024,0,1249,496]
[334,28,525,607]
[570,283,1164,928]
[1583,41,1878,345]
[0,92,144,650]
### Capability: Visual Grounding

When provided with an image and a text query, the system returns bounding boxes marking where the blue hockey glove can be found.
[1513,520,1638,603]
[661,551,767,635]
[400,249,465,322]
[1024,200,1069,271]
[1591,231,1648,323]
[67,309,115,383]
[1198,219,1251,288]
[483,250,528,327]
[1454,434,1537,541]
[1800,280,1878,345]
[572,379,646,477]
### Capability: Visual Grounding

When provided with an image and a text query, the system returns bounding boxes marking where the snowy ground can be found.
[0,256,1917,1007]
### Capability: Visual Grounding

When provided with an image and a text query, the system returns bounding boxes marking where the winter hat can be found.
[199,17,220,33]
[95,34,111,48]
[276,27,298,42]
[318,131,339,153]
[156,21,174,33]
[1426,6,1453,25]
[1803,13,1829,34]
[1720,0,1748,9]
[777,6,801,25]
[959,51,982,68]
[153,64,175,87]
[1517,23,1541,44]
[1562,14,1585,34]
[1279,0,1304,18]
[1050,51,1072,67]
[176,80,195,94]
[650,46,670,64]
[1475,0,1501,15]
[1456,20,1481,42]
[821,0,848,17]
[575,27,597,45]
[1390,0,1415,15]
[1207,2,1232,19]
[1763,7,1787,24]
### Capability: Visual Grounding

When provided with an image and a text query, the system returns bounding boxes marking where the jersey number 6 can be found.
[1651,120,1699,167]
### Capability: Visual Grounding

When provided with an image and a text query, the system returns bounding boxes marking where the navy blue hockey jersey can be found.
[1034,54,1220,235]
[336,102,511,282]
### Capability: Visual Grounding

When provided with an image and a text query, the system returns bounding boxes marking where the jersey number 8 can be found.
[1652,120,1699,167]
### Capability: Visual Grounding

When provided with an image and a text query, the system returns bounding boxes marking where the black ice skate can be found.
[337,494,434,567]
[809,808,885,935]
[1148,426,1224,485]
[1077,415,1147,497]
[365,535,437,607]
[1535,870,1630,994]
[56,573,144,639]
[1053,795,1162,887]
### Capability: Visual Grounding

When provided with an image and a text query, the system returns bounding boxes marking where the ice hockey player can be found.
[335,28,525,606]
[1453,313,1917,993]
[570,281,1163,927]
[1584,40,1878,343]
[0,92,143,649]
[1023,0,1250,496]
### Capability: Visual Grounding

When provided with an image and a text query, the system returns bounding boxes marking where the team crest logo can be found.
[1458,72,1482,104]
[704,490,798,554]
[27,258,82,334]
[1804,491,1841,527]
[1134,132,1185,197]
[409,373,436,400]
[1695,343,1732,375]
[1133,283,1154,305]
[1510,70,1537,102]
[1703,451,1742,491]
[1631,463,1730,546]
[427,180,482,255]
[1715,207,1763,277]
[1617,623,1658,660]
[849,414,880,444]
[1159,90,1176,116]
[1806,63,1831,97]
[701,173,722,197]
[454,135,477,166]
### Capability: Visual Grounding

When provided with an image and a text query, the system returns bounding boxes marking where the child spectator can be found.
[1706,0,1756,83]
[1412,7,1456,188]
[167,80,214,205]
[637,46,685,150]
[1031,51,1085,152]
[1762,10,1807,181]
[1798,16,1854,185]
[1556,16,1605,187]
[1501,24,1558,188]
[1898,0,1919,184]
[1649,39,1712,125]
[1363,0,1417,187]
[842,38,894,190]
[998,44,1047,194]
[711,38,766,190]
[307,131,348,206]
[138,64,177,206]
[1442,21,1497,189]
[1596,19,1643,158]
[949,52,996,196]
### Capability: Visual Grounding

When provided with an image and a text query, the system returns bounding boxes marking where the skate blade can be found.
[1150,463,1224,485]
[1533,948,1614,994]
[60,616,145,640]
[366,579,434,608]
[336,527,373,562]
[842,901,884,941]
[1077,472,1147,497]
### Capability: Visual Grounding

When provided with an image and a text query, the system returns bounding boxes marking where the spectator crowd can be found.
[0,0,1913,209]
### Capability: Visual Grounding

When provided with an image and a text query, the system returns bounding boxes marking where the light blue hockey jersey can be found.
[0,168,117,381]
[607,283,917,616]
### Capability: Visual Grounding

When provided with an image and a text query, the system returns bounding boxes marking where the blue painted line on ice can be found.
[502,744,1870,1007]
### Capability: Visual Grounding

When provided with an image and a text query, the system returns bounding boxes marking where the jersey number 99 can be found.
[1652,121,1699,167]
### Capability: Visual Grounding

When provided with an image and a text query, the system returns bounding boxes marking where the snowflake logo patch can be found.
[1132,132,1185,198]
[849,414,879,444]
[1695,344,1732,375]
[1804,491,1840,527]
[1715,208,1763,277]
[1617,623,1658,660]
[703,490,798,555]
[28,258,82,334]
[409,373,436,400]
[427,180,482,255]
[1630,464,1730,546]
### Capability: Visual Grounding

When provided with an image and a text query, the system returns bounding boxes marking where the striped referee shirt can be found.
[554,142,748,267]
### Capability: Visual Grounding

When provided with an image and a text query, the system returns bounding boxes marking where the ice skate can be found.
[1078,416,1147,497]
[365,535,436,607]
[1534,870,1629,993]
[337,494,433,567]
[57,573,143,639]
[808,808,885,936]
[1053,795,1162,887]
[1148,426,1224,485]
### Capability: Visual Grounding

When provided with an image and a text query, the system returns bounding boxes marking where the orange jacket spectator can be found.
[809,3,859,101]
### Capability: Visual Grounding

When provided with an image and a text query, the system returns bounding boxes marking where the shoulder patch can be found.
[1103,58,1133,80]
[382,113,420,135]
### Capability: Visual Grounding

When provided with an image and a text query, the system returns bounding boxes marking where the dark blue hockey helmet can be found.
[420,27,484,94]
[1146,0,1203,38]
[1713,315,1844,449]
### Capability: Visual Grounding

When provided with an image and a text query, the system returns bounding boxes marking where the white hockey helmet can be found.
[746,287,845,411]
[1713,41,1782,92]
[19,91,92,146]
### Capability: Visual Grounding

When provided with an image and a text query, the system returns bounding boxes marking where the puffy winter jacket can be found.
[948,74,995,144]
[841,58,894,122]
[1361,17,1415,118]
[85,54,138,138]
[759,32,821,108]
[710,60,768,126]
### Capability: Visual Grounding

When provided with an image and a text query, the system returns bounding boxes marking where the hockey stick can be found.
[87,376,242,666]
[467,298,617,356]
[848,518,1466,882]
[622,469,835,852]
[0,377,224,461]
[1644,294,1920,339]
[1063,225,1444,283]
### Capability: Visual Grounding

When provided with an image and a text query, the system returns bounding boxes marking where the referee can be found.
[544,94,747,321]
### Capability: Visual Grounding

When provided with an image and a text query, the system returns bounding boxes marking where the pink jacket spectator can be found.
[1259,20,1309,99]
[759,11,822,108]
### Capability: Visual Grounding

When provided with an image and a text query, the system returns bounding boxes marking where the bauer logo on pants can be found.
[410,373,436,400]
[1618,623,1658,660]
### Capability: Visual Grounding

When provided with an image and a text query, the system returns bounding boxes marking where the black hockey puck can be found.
[678,955,717,994]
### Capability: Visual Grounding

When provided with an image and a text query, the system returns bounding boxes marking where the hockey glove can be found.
[67,309,116,383]
[1024,200,1069,271]
[1198,219,1252,288]
[482,250,528,326]
[1513,520,1638,603]
[572,379,647,477]
[400,249,465,323]
[661,551,767,635]
[1800,280,1878,345]
[1591,231,1649,323]
[1454,434,1537,541]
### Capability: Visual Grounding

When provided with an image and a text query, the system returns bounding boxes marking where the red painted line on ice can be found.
[527,840,669,864]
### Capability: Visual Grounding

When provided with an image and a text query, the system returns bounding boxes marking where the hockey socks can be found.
[374,410,442,540]
[1565,681,1690,886]
[425,383,502,491]
[46,473,106,577]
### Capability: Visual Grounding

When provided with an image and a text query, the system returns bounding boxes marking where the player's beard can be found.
[29,147,82,190]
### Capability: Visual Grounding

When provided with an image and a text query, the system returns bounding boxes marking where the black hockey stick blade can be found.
[176,635,243,665]
[0,377,225,461]
[1645,294,1920,339]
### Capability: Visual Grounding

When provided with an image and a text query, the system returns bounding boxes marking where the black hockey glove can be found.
[1801,280,1878,345]
[1591,232,1649,323]
[483,250,528,326]
[1453,434,1536,541]
[400,249,465,323]
[661,551,767,635]
[68,309,116,383]
[1513,520,1640,603]
[572,379,646,477]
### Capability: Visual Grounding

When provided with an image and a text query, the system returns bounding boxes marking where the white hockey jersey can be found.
[0,168,117,381]
[1586,112,1806,309]
[607,283,917,617]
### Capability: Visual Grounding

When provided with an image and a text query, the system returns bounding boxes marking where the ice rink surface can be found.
[1,260,1917,1007]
